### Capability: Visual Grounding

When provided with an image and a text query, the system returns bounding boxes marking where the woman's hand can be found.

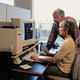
[42,49,50,55]
[30,55,39,61]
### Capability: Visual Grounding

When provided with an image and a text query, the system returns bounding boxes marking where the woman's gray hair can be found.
[59,19,75,35]
[52,8,65,18]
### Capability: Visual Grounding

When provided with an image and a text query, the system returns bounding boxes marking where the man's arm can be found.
[73,19,80,54]
[46,23,58,50]
[76,32,80,54]
[75,25,80,48]
[65,16,80,54]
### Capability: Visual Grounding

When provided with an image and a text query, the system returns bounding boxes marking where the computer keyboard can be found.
[22,52,39,62]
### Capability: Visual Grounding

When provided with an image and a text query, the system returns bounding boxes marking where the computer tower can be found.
[0,28,22,55]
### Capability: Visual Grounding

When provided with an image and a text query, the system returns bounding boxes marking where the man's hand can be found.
[30,55,39,61]
[77,48,80,54]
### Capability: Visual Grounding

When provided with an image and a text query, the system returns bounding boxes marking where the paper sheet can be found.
[20,64,32,69]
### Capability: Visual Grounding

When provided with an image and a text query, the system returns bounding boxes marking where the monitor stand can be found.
[13,57,22,64]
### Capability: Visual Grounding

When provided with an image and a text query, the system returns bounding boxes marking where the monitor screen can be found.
[22,22,34,41]
[12,18,40,47]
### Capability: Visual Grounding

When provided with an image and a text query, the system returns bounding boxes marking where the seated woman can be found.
[31,19,75,80]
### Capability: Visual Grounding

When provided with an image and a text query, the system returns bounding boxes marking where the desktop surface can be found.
[28,62,47,73]
[12,61,49,76]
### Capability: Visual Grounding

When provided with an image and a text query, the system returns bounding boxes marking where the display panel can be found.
[22,22,34,41]
[12,18,40,47]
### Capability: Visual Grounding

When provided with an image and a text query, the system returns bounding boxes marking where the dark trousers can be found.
[37,63,70,80]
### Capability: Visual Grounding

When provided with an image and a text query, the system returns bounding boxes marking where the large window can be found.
[34,0,80,43]
[0,0,14,6]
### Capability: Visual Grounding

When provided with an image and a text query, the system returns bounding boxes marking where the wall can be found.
[0,3,6,21]
[14,0,34,18]
[14,0,31,10]
[0,3,31,22]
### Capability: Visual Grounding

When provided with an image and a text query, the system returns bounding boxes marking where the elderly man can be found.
[46,8,80,54]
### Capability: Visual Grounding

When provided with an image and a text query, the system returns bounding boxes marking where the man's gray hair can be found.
[52,8,65,18]
[59,19,75,35]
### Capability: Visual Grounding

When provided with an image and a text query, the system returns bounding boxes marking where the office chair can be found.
[48,54,80,80]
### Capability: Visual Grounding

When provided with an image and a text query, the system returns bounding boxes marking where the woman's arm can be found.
[30,55,57,63]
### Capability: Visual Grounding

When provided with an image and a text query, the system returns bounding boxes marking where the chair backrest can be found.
[71,54,80,80]
[78,65,80,80]
[47,54,80,80]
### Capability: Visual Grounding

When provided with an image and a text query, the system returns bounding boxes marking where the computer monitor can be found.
[12,18,40,48]
[0,18,40,64]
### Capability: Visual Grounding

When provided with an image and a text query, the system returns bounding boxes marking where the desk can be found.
[12,62,49,80]
[0,51,49,80]
[12,62,49,76]
[11,47,60,80]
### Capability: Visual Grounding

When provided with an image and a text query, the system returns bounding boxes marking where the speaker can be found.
[0,51,13,80]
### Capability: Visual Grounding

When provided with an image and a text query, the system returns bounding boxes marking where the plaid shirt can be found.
[47,16,80,50]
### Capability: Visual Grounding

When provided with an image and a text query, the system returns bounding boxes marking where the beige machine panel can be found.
[0,28,22,55]
[11,18,37,47]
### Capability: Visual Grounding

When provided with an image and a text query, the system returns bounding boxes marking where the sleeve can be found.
[65,16,80,48]
[74,20,80,48]
[75,33,80,48]
[46,23,58,50]
[72,18,80,48]
[54,41,70,60]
